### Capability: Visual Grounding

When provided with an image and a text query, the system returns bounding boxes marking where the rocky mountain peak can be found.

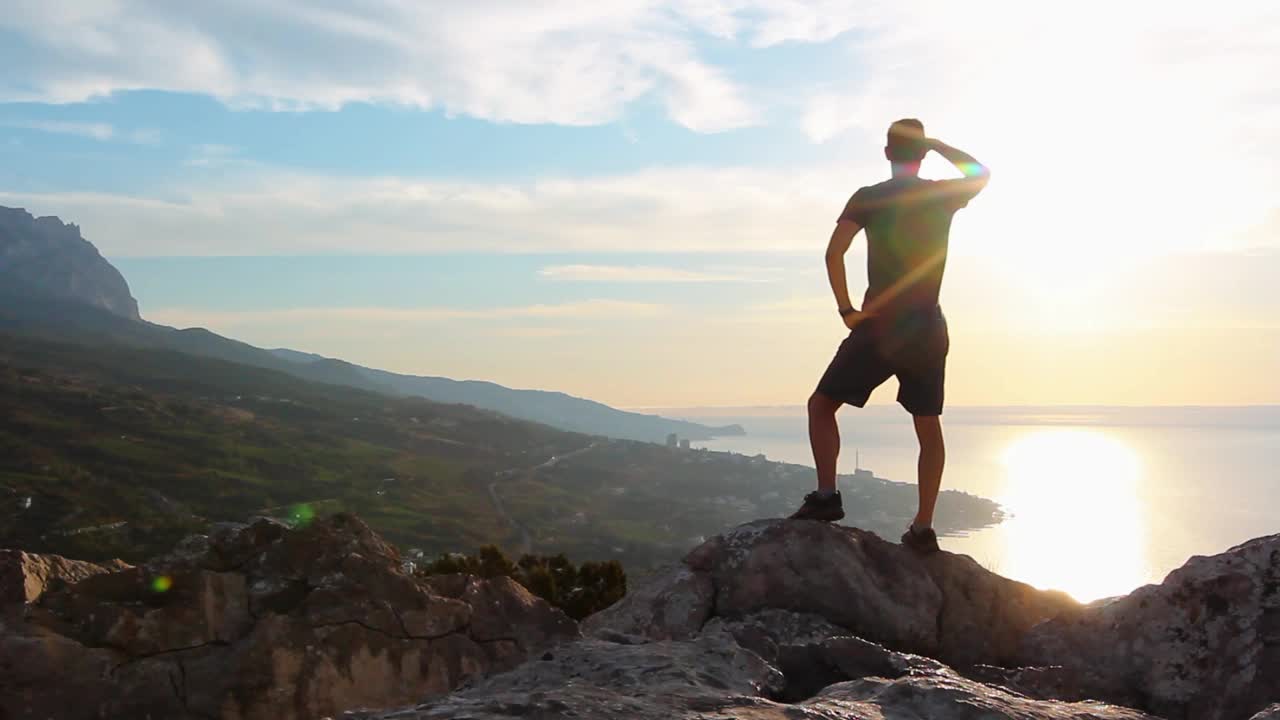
[0,205,141,321]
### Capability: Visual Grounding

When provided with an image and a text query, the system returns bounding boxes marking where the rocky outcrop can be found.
[5,516,1276,720]
[1023,533,1280,720]
[586,519,1079,668]
[0,514,578,720]
[559,519,1277,720]
[0,549,128,605]
[0,205,141,320]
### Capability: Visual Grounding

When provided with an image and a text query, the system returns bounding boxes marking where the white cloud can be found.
[1,119,160,144]
[3,1,1277,266]
[797,1,1280,251]
[146,299,667,330]
[539,264,772,283]
[4,120,115,140]
[0,163,858,256]
[0,1,877,132]
[185,143,241,167]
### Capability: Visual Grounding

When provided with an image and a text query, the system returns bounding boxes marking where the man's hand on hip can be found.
[841,308,872,331]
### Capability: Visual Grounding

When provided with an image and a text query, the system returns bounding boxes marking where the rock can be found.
[421,573,577,649]
[1023,533,1280,720]
[0,513,579,720]
[7,516,1276,720]
[581,563,714,640]
[591,519,1078,667]
[351,629,1156,720]
[0,206,141,321]
[346,632,785,720]
[812,671,1158,720]
[702,608,850,665]
[0,549,127,605]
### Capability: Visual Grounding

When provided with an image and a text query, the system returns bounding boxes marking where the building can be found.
[678,438,691,449]
[666,433,678,448]
[853,450,875,479]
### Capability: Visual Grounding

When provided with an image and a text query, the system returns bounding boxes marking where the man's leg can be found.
[790,390,847,521]
[911,414,945,529]
[808,391,843,493]
[795,326,886,521]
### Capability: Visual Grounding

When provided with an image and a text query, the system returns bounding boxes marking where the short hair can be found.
[886,118,927,163]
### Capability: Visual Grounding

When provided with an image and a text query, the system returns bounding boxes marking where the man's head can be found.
[885,118,928,171]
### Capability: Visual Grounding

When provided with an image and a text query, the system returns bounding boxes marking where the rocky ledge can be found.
[0,514,577,719]
[1,516,1276,719]
[370,519,1279,720]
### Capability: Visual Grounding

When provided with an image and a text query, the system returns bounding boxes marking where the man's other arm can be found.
[929,138,990,209]
[825,219,868,330]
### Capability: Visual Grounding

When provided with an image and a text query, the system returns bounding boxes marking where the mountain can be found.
[0,205,740,443]
[270,349,745,441]
[0,206,140,321]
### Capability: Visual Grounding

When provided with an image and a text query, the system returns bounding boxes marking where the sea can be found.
[656,405,1280,602]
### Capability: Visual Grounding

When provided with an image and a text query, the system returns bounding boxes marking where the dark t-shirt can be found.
[839,176,982,322]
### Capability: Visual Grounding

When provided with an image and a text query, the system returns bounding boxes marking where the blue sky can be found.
[2,1,1278,407]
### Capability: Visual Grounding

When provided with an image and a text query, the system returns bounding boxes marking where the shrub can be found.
[418,546,626,620]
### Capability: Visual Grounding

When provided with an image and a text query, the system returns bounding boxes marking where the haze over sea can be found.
[655,405,1280,602]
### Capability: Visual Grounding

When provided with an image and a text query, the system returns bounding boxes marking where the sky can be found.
[2,1,1279,408]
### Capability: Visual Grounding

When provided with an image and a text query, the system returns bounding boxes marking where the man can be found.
[789,119,990,554]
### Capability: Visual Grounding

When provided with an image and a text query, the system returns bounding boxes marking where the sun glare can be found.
[994,429,1150,602]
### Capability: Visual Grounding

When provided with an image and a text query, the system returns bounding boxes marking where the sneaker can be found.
[901,525,940,554]
[789,491,845,522]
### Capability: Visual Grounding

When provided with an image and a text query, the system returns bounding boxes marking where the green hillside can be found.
[0,332,586,562]
[0,331,1002,568]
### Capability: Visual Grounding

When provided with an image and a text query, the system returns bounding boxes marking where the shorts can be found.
[815,307,949,416]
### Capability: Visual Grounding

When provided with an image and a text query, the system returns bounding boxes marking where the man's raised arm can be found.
[928,138,990,209]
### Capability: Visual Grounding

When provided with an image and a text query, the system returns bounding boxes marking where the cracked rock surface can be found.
[1022,533,1280,720]
[0,514,578,720]
[4,516,1277,720]
[586,519,1079,668]
[565,519,1277,720]
[353,614,1156,720]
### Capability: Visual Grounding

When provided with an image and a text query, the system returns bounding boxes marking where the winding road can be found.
[487,441,599,556]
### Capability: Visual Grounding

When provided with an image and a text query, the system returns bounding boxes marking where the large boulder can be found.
[1023,533,1280,720]
[575,520,1279,720]
[586,519,1078,668]
[0,514,578,720]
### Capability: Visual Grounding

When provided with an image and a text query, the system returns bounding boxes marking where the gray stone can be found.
[1024,533,1280,720]
[0,514,579,720]
[594,519,1078,667]
[351,630,1156,720]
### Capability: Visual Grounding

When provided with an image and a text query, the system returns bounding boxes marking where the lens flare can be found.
[151,575,173,593]
[289,503,316,527]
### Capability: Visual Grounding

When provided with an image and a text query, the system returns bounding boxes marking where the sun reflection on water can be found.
[994,429,1150,602]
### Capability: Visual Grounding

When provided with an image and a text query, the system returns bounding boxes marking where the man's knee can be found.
[913,414,945,447]
[808,391,840,418]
